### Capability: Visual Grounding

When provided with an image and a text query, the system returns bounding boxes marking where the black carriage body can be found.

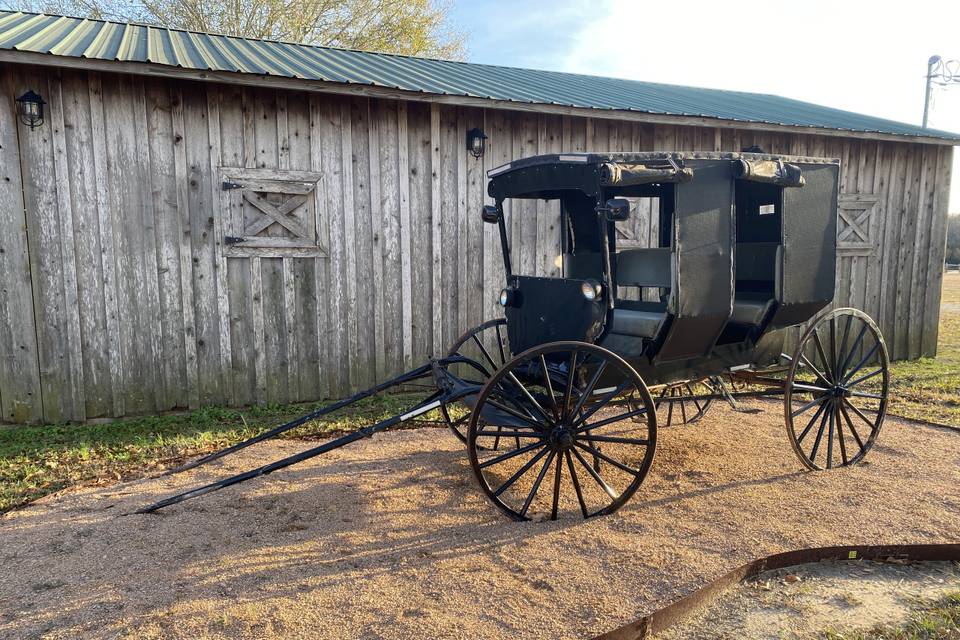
[486,152,839,385]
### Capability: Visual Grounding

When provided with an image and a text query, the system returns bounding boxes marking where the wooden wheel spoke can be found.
[808,405,831,464]
[494,322,507,365]
[565,450,589,518]
[791,394,828,418]
[846,368,884,388]
[812,330,834,382]
[550,453,563,520]
[505,372,554,425]
[835,404,849,465]
[519,450,557,517]
[573,442,641,476]
[471,334,500,372]
[839,401,866,450]
[836,314,853,375]
[540,355,559,421]
[486,399,548,429]
[571,447,619,499]
[492,447,550,497]
[797,399,830,444]
[844,398,878,435]
[799,353,831,387]
[476,429,543,439]
[826,404,835,469]
[575,381,629,427]
[849,390,883,400]
[561,351,578,422]
[577,434,650,446]
[479,440,544,470]
[843,341,881,385]
[573,408,648,434]
[569,361,608,420]
[837,323,869,380]
[829,317,838,382]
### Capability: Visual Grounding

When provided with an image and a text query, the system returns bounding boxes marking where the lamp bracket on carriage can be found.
[481,204,503,223]
[595,197,631,221]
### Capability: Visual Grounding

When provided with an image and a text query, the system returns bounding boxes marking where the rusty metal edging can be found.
[591,543,960,640]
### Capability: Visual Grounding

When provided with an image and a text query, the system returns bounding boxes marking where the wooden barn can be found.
[1,11,957,424]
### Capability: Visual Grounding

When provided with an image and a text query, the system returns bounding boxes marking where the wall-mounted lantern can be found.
[16,90,46,130]
[466,127,487,159]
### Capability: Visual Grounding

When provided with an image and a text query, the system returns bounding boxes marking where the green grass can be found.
[0,392,438,513]
[821,591,960,639]
[884,273,960,426]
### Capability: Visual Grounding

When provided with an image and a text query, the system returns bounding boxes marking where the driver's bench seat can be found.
[608,248,671,339]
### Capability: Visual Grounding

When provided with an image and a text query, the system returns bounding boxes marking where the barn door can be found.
[219,168,326,257]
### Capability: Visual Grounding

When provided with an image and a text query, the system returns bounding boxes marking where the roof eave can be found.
[3,49,959,147]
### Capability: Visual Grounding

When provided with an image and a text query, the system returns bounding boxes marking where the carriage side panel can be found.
[770,162,839,327]
[655,159,735,361]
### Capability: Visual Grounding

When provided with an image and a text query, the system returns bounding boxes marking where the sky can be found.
[450,0,960,213]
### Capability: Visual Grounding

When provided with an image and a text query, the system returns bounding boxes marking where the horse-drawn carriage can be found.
[140,152,889,522]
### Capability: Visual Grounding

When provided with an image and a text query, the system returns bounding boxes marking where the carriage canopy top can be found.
[486,152,833,201]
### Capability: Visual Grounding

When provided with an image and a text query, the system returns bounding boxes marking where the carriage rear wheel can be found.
[785,308,889,470]
[443,319,510,443]
[467,341,657,521]
[655,377,718,427]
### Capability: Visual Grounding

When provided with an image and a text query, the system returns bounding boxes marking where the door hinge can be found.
[224,236,247,245]
[222,181,243,190]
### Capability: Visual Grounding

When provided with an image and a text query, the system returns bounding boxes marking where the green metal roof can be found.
[3,10,959,142]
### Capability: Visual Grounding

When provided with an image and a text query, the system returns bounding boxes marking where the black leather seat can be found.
[607,248,672,339]
[731,243,781,326]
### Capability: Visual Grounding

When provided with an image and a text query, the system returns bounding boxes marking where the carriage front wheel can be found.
[785,308,889,470]
[467,341,657,521]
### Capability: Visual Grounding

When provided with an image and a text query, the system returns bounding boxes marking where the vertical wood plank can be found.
[368,99,387,381]
[397,101,414,369]
[0,70,43,423]
[47,72,87,420]
[923,146,953,355]
[207,85,234,405]
[430,103,443,356]
[171,84,200,409]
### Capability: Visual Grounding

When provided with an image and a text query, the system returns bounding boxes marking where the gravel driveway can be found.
[1,400,958,640]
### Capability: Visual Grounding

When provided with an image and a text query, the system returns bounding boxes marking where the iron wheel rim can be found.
[785,308,889,471]
[467,341,657,521]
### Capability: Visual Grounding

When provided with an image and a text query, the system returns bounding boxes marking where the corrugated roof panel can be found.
[1,10,958,142]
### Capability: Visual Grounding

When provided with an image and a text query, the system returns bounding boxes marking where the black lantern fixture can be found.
[466,127,487,159]
[16,90,46,130]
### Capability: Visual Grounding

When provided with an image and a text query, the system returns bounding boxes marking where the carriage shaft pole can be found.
[136,393,448,514]
[164,363,436,476]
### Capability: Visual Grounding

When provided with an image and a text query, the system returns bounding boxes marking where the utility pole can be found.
[922,55,940,128]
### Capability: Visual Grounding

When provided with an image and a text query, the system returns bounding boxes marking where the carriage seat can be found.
[730,242,782,326]
[608,248,673,339]
[610,301,666,338]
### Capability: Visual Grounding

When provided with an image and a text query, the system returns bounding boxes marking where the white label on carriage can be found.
[592,386,618,395]
[487,162,512,177]
[759,204,776,216]
[400,400,442,421]
[558,154,589,163]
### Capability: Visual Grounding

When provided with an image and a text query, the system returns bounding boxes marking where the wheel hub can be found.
[549,426,575,450]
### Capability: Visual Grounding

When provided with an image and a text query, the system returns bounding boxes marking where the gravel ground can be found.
[1,400,958,640]
[656,559,960,639]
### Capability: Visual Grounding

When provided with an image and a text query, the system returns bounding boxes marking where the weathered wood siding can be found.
[0,65,954,423]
